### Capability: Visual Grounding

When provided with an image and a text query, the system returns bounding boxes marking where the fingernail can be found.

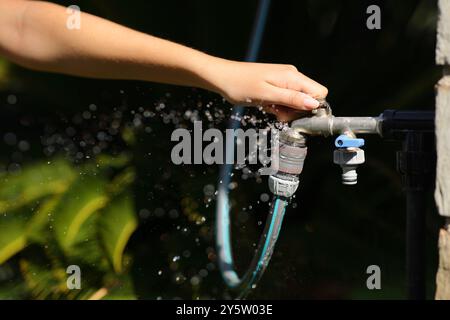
[304,97,320,109]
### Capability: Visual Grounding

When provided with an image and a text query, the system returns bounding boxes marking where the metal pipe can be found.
[291,116,382,136]
[290,108,435,300]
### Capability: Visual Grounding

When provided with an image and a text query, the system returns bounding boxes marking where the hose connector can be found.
[268,127,307,197]
[333,134,365,185]
[268,173,299,197]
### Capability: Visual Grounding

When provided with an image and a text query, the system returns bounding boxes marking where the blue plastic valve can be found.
[335,134,365,148]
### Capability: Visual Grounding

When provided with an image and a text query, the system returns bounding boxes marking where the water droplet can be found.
[203,184,215,196]
[260,193,270,202]
[190,276,201,286]
[4,133,17,146]
[7,94,17,105]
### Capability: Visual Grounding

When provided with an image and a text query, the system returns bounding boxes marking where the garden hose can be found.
[215,0,274,298]
[216,193,288,298]
[214,0,313,298]
[216,124,307,298]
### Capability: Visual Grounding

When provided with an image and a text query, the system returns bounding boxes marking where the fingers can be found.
[266,65,328,99]
[290,72,328,99]
[264,66,328,110]
[266,86,321,110]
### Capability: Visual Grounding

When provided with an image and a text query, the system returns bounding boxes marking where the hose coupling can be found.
[268,127,307,197]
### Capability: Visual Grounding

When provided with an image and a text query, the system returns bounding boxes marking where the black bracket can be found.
[381,109,436,300]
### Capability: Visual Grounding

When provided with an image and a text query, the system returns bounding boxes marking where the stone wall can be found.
[435,0,450,300]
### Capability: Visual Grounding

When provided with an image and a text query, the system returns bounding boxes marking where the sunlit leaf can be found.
[53,175,108,251]
[65,213,110,273]
[26,196,61,244]
[99,194,137,273]
[107,167,135,197]
[0,220,27,264]
[0,214,27,265]
[0,159,75,212]
[96,153,132,169]
[0,198,59,264]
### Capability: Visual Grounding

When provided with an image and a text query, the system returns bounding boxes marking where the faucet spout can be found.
[291,115,382,137]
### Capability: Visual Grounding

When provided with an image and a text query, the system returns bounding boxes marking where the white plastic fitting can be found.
[268,174,299,197]
[333,148,365,185]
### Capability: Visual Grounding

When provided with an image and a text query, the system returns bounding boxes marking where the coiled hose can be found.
[216,192,288,298]
[215,0,288,299]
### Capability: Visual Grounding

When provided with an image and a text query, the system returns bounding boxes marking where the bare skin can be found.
[0,0,328,121]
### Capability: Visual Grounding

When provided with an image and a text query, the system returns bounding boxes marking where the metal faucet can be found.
[269,100,384,193]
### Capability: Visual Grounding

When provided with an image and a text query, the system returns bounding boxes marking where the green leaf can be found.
[19,256,67,299]
[0,211,28,264]
[107,167,136,197]
[95,153,132,169]
[0,220,26,265]
[121,126,136,146]
[99,194,137,273]
[26,196,61,244]
[53,175,108,251]
[65,213,110,273]
[0,159,75,212]
[0,197,60,264]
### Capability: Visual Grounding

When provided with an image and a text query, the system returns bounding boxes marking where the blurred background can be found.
[0,0,441,299]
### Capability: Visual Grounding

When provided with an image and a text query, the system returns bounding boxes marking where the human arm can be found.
[0,0,328,120]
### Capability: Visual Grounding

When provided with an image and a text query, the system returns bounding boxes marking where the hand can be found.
[210,60,328,121]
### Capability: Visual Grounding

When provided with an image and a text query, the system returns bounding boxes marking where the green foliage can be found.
[0,159,75,212]
[0,211,27,265]
[99,194,137,273]
[53,175,108,251]
[0,157,138,299]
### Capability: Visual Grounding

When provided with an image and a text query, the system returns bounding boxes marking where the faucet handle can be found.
[335,134,365,148]
[311,99,332,117]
